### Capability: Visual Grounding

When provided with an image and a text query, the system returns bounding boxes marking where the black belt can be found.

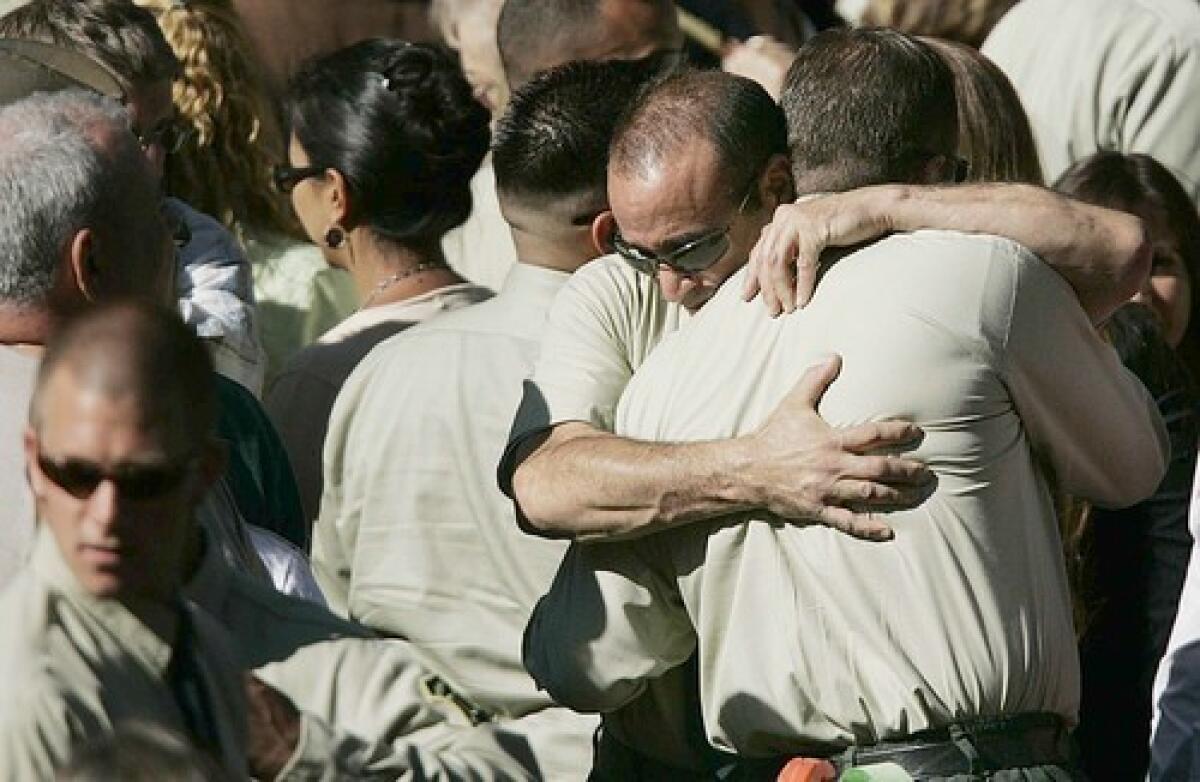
[725,712,1076,780]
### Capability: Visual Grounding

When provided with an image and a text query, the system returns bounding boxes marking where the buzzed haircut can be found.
[780,27,957,193]
[0,0,178,93]
[497,0,673,87]
[610,69,788,206]
[32,301,217,454]
[492,54,675,203]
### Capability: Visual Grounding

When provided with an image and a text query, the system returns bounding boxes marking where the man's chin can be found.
[77,570,127,600]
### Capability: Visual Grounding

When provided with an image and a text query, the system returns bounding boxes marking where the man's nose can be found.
[658,268,699,302]
[83,479,122,532]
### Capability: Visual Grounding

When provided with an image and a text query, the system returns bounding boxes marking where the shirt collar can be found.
[497,262,571,305]
[31,527,177,676]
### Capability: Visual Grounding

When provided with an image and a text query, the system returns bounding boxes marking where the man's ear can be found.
[66,228,100,303]
[759,153,795,208]
[23,427,45,498]
[591,210,616,255]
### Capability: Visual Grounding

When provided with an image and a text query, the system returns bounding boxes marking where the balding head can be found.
[498,0,681,89]
[610,69,787,206]
[31,301,215,450]
[605,70,792,312]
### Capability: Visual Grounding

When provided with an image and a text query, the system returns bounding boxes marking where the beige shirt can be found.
[315,263,597,779]
[193,496,586,780]
[499,255,687,490]
[983,0,1200,201]
[526,231,1169,756]
[441,156,519,292]
[0,345,38,588]
[0,530,248,779]
[267,283,491,522]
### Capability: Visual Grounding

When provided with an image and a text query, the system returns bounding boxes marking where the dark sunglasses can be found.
[613,227,733,277]
[37,452,197,502]
[612,188,752,277]
[136,120,194,155]
[273,164,325,194]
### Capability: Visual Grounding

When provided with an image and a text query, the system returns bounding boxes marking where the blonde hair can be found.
[923,37,1043,185]
[862,0,1017,49]
[134,0,297,238]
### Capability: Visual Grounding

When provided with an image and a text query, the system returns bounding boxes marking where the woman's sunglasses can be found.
[272,164,325,194]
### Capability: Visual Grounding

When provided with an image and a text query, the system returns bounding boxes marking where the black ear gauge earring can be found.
[324,226,345,249]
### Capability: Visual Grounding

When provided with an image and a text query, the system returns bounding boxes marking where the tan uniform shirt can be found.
[267,283,491,522]
[526,231,1169,756]
[0,345,38,588]
[0,530,247,778]
[192,505,579,780]
[315,263,597,779]
[983,0,1200,201]
[499,255,686,489]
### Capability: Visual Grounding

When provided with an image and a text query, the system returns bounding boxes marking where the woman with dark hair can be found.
[1054,153,1200,779]
[266,39,492,521]
[1056,152,1200,383]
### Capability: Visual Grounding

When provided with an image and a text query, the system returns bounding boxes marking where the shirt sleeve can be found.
[522,537,696,714]
[999,245,1169,507]
[263,637,551,782]
[497,259,652,495]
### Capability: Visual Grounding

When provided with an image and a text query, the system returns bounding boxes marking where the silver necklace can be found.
[362,262,446,308]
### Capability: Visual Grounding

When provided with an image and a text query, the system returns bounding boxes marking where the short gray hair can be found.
[0,89,135,305]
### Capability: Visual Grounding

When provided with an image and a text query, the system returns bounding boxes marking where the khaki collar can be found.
[31,528,178,676]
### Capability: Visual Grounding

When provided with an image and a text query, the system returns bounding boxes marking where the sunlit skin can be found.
[24,369,204,606]
[608,142,770,312]
[1130,204,1193,347]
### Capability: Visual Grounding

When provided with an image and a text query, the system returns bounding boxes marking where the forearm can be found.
[513,425,761,541]
[868,183,1151,323]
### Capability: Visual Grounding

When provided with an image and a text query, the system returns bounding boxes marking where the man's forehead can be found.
[36,364,172,445]
[610,143,727,216]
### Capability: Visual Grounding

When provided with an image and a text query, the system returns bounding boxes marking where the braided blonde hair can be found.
[134,0,298,239]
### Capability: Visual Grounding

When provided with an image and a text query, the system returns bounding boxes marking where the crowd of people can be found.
[0,0,1198,779]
